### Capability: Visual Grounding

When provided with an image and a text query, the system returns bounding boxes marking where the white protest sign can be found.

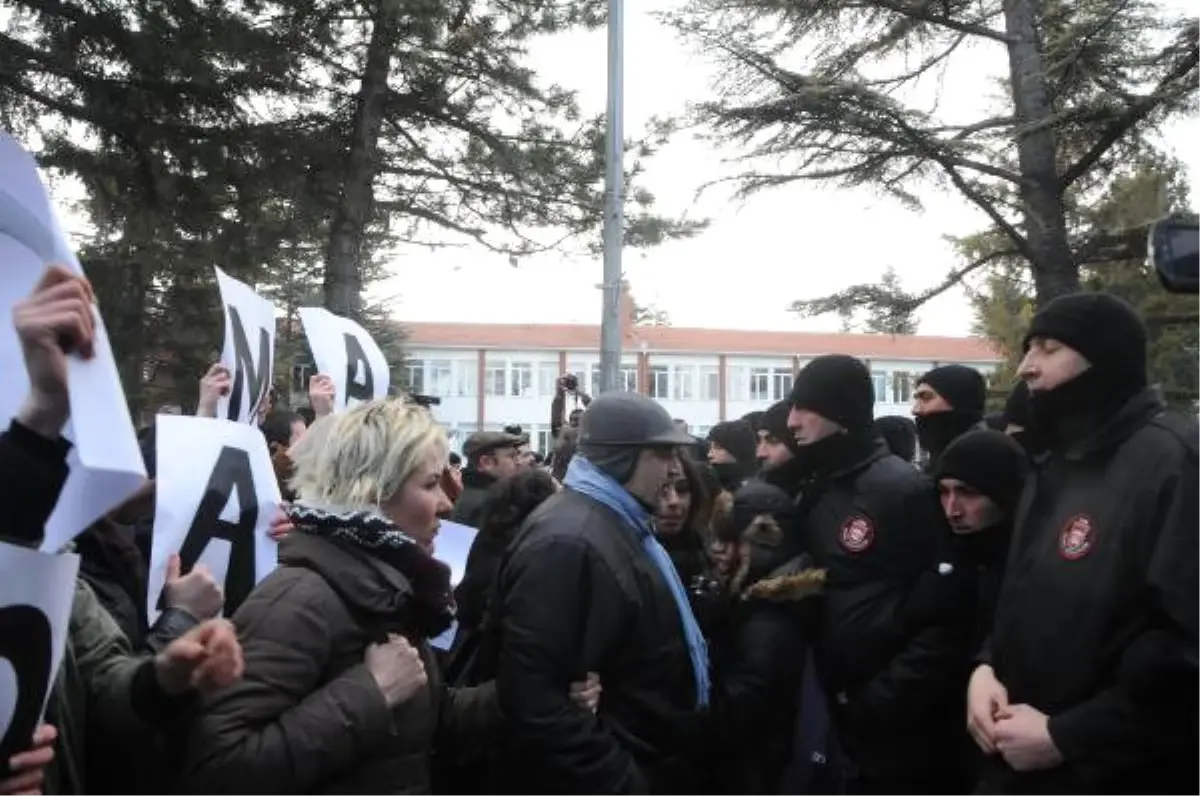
[214,267,276,424]
[0,133,146,552]
[429,521,479,651]
[435,521,478,588]
[298,307,389,412]
[146,415,281,623]
[0,543,79,765]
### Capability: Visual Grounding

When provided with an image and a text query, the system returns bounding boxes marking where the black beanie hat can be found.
[707,419,758,467]
[933,430,1029,515]
[742,410,767,434]
[917,365,987,418]
[1022,292,1148,389]
[1002,381,1031,428]
[760,400,801,454]
[874,415,917,462]
[789,354,874,432]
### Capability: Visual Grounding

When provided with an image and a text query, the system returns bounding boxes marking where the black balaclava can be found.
[1021,292,1148,442]
[914,364,987,460]
[789,354,877,476]
[707,419,757,491]
[933,430,1029,565]
[759,399,807,497]
[874,415,917,463]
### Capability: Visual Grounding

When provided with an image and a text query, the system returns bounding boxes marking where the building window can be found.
[484,363,506,396]
[771,371,792,401]
[290,362,315,395]
[871,371,888,403]
[427,360,453,397]
[566,361,589,395]
[749,367,772,401]
[538,362,560,397]
[405,361,425,394]
[726,366,748,401]
[693,424,712,441]
[534,426,555,455]
[700,365,720,400]
[891,371,911,404]
[620,366,639,392]
[648,365,670,398]
[509,361,534,397]
[672,365,696,400]
[456,362,478,398]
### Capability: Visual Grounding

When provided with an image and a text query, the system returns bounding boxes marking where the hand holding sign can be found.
[0,723,56,795]
[154,618,244,695]
[11,266,95,439]
[308,374,336,418]
[164,553,223,621]
[196,364,232,420]
[1,133,146,552]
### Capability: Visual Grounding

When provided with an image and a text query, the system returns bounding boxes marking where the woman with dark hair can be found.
[655,451,715,590]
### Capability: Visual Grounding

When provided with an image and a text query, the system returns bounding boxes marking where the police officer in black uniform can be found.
[787,354,968,794]
[968,292,1198,794]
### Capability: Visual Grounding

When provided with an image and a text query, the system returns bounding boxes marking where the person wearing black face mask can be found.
[999,381,1033,452]
[967,292,1199,795]
[912,365,987,466]
[787,355,968,794]
[707,419,757,492]
[755,399,807,498]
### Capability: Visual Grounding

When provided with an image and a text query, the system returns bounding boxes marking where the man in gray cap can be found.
[451,429,526,527]
[494,391,707,793]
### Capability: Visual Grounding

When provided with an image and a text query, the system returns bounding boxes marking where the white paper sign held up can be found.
[298,307,389,412]
[0,543,80,767]
[214,267,277,424]
[0,133,146,552]
[147,415,281,623]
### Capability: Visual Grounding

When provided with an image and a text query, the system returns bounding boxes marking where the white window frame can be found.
[484,363,506,396]
[648,365,670,398]
[871,370,888,403]
[672,365,696,401]
[509,361,534,398]
[700,365,720,401]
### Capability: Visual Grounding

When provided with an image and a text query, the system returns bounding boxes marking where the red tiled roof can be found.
[401,321,1001,363]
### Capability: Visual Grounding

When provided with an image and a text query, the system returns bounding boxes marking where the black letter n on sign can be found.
[170,446,259,617]
[0,604,53,775]
[226,306,270,422]
[344,333,374,403]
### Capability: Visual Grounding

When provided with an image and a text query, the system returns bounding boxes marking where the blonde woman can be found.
[182,399,497,794]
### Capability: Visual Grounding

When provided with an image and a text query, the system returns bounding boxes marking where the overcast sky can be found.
[376,0,1198,337]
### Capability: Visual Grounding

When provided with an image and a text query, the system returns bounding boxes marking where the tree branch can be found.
[844,0,1012,42]
[1059,29,1199,189]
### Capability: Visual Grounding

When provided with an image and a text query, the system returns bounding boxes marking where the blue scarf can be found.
[563,456,711,708]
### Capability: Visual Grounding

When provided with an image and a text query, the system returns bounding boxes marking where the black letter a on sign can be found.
[226,306,270,422]
[344,333,374,403]
[168,446,259,617]
[0,604,53,774]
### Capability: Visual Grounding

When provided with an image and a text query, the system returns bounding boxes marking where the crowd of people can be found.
[1,266,1196,795]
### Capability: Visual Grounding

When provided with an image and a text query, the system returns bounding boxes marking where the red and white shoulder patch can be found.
[838,515,875,553]
[1058,514,1097,561]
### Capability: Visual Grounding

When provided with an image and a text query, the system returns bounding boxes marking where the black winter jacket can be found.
[451,469,496,528]
[495,489,702,794]
[797,438,968,781]
[980,389,1199,794]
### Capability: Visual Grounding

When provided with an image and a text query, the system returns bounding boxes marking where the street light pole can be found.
[598,0,624,394]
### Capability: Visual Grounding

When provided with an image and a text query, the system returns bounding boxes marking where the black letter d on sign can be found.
[344,333,374,403]
[226,306,270,422]
[165,446,259,617]
[0,604,53,775]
